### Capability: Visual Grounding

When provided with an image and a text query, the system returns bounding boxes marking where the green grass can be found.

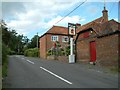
[2,44,8,78]
[110,67,120,74]
[0,65,2,90]
[2,58,8,78]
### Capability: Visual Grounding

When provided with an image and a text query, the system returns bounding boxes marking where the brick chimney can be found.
[76,23,81,29]
[102,6,108,22]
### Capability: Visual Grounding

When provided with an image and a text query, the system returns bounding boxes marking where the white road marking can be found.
[26,60,34,64]
[40,66,72,85]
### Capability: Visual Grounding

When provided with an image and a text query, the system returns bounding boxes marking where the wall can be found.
[46,34,53,51]
[76,32,119,67]
[46,34,68,52]
[46,34,69,61]
[96,34,119,67]
[76,31,96,63]
[40,35,47,59]
[47,55,68,63]
[76,40,90,63]
[40,34,69,60]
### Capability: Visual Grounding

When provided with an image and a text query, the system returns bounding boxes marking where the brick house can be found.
[39,7,119,67]
[75,7,120,67]
[40,26,69,59]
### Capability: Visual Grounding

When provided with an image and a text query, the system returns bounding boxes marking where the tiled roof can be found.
[98,19,120,35]
[77,16,120,35]
[46,26,68,35]
[76,17,103,33]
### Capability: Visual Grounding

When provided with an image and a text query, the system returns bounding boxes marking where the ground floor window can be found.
[62,36,69,42]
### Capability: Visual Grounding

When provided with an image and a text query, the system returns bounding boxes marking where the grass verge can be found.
[2,60,8,78]
[0,65,2,89]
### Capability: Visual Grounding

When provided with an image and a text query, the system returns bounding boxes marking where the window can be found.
[83,32,89,38]
[51,36,58,41]
[62,36,68,42]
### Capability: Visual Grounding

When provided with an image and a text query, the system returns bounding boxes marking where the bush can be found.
[2,43,8,65]
[66,46,70,56]
[2,43,8,77]
[7,48,16,55]
[24,48,39,57]
[47,46,70,56]
[47,49,52,56]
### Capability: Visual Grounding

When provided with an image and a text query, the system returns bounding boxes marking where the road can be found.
[3,55,118,88]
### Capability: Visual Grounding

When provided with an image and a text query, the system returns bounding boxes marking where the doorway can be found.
[90,41,96,62]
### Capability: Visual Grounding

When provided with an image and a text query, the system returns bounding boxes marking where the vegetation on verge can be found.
[1,20,40,77]
[24,48,39,57]
[47,41,70,56]
[2,43,8,78]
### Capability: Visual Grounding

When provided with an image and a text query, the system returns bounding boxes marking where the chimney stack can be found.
[76,23,81,29]
[102,6,108,23]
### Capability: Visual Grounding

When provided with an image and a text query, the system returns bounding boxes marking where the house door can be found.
[90,41,96,62]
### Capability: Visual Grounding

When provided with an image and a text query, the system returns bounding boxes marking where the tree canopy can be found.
[1,20,39,55]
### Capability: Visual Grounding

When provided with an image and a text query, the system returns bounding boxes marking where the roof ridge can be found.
[76,17,103,33]
[52,25,67,28]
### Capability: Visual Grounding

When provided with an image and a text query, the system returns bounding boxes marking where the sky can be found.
[1,0,119,39]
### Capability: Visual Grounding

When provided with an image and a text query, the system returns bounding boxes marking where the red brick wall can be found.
[96,34,119,67]
[40,35,47,59]
[40,34,69,59]
[76,33,119,67]
[46,34,68,51]
[76,32,95,63]
[46,34,53,51]
[76,40,90,63]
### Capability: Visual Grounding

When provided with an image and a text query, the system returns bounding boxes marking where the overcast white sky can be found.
[1,0,119,39]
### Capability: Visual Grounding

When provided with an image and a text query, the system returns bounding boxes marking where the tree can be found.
[1,20,29,55]
[27,35,39,48]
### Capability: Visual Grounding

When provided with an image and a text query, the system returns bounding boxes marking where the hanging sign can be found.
[68,23,76,36]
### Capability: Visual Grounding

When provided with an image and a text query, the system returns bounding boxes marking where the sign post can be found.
[68,23,76,63]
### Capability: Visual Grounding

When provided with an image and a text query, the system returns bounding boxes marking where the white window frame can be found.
[62,36,69,42]
[51,35,59,42]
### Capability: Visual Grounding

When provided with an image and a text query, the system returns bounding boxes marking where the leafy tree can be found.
[1,20,29,55]
[27,35,39,48]
[1,20,31,77]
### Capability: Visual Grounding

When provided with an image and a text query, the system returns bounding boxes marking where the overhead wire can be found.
[55,0,87,25]
[39,0,87,36]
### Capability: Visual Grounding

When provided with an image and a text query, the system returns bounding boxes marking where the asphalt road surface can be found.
[3,55,118,88]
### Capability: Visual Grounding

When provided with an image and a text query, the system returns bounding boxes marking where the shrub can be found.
[7,48,16,55]
[47,49,52,56]
[2,43,8,65]
[2,43,8,77]
[65,46,70,56]
[47,46,70,56]
[24,48,39,57]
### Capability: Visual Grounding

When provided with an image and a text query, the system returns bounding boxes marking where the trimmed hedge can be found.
[24,48,39,57]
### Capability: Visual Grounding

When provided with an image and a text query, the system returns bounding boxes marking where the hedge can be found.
[24,48,39,57]
[2,43,8,77]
